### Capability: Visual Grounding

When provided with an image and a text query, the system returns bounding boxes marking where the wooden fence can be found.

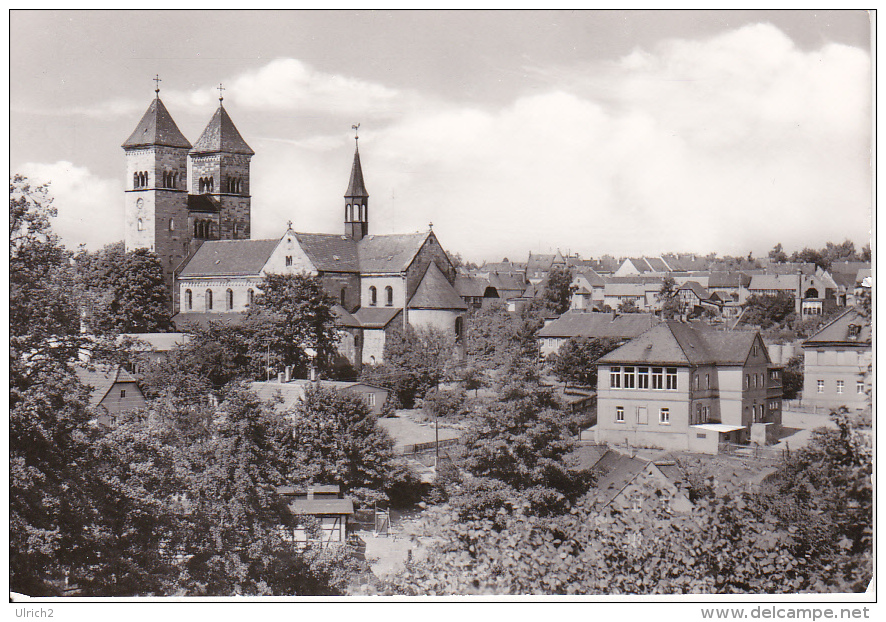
[400,437,460,456]
[718,442,788,462]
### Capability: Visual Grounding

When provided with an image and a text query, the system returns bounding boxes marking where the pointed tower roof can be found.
[122,96,192,149]
[191,104,254,155]
[345,148,369,198]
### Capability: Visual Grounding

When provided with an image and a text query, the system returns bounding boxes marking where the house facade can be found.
[74,365,148,427]
[536,311,659,357]
[596,322,782,453]
[801,308,872,412]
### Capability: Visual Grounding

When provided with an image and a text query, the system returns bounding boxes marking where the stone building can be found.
[122,85,465,370]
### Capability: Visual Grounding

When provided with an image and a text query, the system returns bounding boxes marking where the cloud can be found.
[16,161,122,251]
[250,23,869,262]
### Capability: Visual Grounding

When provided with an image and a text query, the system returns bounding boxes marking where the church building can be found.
[122,83,466,370]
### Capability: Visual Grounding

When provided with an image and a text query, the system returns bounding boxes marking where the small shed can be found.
[278,485,354,546]
[688,423,747,454]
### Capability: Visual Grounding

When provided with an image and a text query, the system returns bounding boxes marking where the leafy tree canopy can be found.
[549,336,622,388]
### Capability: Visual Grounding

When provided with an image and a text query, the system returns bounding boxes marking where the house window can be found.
[205,289,213,311]
[770,370,779,381]
[817,380,824,394]
[340,288,346,306]
[753,345,758,356]
[746,374,750,389]
[693,375,699,390]
[857,381,865,394]
[385,286,393,306]
[226,288,234,311]
[638,367,649,389]
[836,380,844,394]
[706,373,711,389]
[615,407,625,423]
[369,286,377,306]
[660,408,670,424]
[623,367,635,389]
[185,289,193,310]
[137,218,144,231]
[285,256,293,267]
[247,289,254,307]
[610,367,621,389]
[753,374,758,388]
[651,367,663,390]
[120,389,126,398]
[702,406,709,423]
[666,368,677,390]
[367,393,376,407]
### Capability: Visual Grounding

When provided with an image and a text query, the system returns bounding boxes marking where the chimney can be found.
[284,365,292,382]
[277,372,284,383]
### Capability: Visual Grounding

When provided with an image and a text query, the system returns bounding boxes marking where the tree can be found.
[384,414,872,595]
[75,243,172,334]
[549,337,621,388]
[10,175,80,363]
[364,324,456,407]
[540,265,574,314]
[782,354,803,400]
[740,292,795,328]
[247,273,340,378]
[617,298,640,313]
[658,276,681,320]
[860,243,871,262]
[768,243,788,263]
[465,301,522,368]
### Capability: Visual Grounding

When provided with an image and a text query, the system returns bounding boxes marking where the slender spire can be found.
[122,90,191,150]
[345,130,368,199]
[191,103,254,155]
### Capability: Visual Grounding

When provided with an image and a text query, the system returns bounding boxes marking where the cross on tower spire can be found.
[217,83,225,103]
[153,74,161,95]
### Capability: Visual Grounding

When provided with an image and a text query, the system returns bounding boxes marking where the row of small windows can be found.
[816,379,865,395]
[226,177,244,193]
[198,177,215,193]
[161,171,179,188]
[185,288,254,311]
[368,285,394,307]
[194,219,214,239]
[346,204,366,222]
[134,171,149,188]
[615,406,670,425]
[744,373,767,389]
[609,366,677,390]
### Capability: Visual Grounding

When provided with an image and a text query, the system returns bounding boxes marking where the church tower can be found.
[189,87,254,241]
[344,129,369,241]
[122,79,192,297]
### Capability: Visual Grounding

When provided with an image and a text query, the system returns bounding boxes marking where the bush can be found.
[422,388,466,421]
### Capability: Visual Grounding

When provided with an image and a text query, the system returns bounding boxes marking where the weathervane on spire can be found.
[153,74,162,95]
[287,220,293,230]
[351,123,360,149]
[217,83,225,103]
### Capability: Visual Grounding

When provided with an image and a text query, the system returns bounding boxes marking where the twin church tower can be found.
[122,82,369,298]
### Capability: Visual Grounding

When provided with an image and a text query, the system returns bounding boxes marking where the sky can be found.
[9,10,873,264]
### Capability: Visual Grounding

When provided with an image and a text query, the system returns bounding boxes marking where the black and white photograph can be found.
[8,9,874,610]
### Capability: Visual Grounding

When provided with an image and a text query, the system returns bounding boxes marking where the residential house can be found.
[570,448,693,513]
[120,332,191,373]
[455,275,500,310]
[536,311,659,357]
[676,281,721,316]
[603,277,663,312]
[526,250,566,284]
[277,484,354,546]
[570,269,606,311]
[747,273,837,316]
[250,378,390,416]
[613,257,671,278]
[74,364,147,426]
[827,261,870,307]
[706,272,752,305]
[801,308,871,412]
[595,322,783,453]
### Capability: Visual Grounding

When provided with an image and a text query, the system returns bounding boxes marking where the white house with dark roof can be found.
[801,308,871,412]
[595,321,783,453]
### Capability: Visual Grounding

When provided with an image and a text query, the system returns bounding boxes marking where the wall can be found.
[407,308,464,337]
[362,328,387,365]
[322,273,362,312]
[179,277,263,314]
[802,345,871,411]
[405,233,456,302]
[263,234,316,275]
[596,365,691,451]
[362,274,407,309]
[96,381,148,426]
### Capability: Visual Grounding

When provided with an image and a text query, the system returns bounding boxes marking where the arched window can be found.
[185,289,193,310]
[247,289,254,307]
[169,218,175,231]
[369,286,377,306]
[226,289,234,310]
[171,172,177,188]
[455,316,464,340]
[205,289,213,311]
[194,220,200,237]
[385,286,393,307]
[340,288,346,306]
[346,204,352,221]
[209,176,214,192]
[137,218,144,231]
[133,172,139,189]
